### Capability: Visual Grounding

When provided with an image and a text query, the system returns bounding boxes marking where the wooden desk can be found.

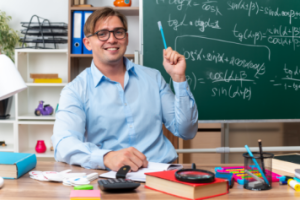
[0,161,299,200]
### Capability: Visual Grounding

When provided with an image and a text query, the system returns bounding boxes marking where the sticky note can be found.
[70,190,101,200]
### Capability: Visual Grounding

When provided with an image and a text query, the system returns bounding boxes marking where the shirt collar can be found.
[91,57,138,88]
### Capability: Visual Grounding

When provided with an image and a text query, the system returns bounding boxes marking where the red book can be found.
[145,170,229,200]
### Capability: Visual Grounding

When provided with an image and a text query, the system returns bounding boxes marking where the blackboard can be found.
[143,0,300,121]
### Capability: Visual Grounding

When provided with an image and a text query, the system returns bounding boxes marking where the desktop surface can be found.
[0,161,298,200]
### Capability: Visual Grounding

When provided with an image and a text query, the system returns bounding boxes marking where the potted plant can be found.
[0,10,21,61]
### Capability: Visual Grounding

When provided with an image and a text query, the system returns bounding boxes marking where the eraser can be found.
[248,181,263,188]
[74,184,93,190]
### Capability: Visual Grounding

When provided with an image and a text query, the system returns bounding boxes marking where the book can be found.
[99,162,182,182]
[0,152,37,179]
[70,190,101,200]
[30,74,59,79]
[272,153,300,174]
[145,170,229,200]
[33,78,62,83]
[73,4,93,7]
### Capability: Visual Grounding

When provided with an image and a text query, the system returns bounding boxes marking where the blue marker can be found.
[157,21,167,49]
[244,145,270,185]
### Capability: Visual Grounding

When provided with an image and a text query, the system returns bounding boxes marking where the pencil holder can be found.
[243,152,274,191]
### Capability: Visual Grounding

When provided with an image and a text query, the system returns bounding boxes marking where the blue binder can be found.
[72,11,83,54]
[83,11,93,54]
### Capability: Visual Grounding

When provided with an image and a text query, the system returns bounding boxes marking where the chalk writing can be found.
[183,47,266,78]
[273,64,300,92]
[227,0,300,24]
[233,24,300,50]
[167,14,221,32]
[156,0,201,11]
[202,0,222,16]
[175,35,271,60]
[212,85,252,100]
[209,70,255,87]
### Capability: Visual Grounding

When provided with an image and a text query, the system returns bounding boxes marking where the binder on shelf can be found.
[72,11,83,54]
[83,11,93,54]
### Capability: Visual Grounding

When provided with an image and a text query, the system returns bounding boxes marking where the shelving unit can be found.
[0,49,68,158]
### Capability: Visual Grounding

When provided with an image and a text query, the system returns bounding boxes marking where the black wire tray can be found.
[20,37,68,44]
[21,22,68,29]
[21,29,68,36]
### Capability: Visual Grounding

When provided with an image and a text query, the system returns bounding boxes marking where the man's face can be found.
[85,16,128,66]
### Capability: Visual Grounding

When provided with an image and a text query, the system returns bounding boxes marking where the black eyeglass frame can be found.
[87,28,127,41]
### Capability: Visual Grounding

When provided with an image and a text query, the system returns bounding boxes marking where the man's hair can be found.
[84,7,128,37]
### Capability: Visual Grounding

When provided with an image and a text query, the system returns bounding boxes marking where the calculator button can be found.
[119,178,125,182]
[108,179,114,184]
[101,180,108,184]
[113,179,120,183]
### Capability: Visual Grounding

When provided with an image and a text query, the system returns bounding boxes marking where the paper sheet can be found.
[99,162,182,182]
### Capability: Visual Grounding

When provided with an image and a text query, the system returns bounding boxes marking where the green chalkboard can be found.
[143,0,300,120]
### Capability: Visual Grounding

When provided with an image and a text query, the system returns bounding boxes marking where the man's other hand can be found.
[103,147,148,172]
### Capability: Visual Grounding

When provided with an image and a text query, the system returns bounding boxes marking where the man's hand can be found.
[103,147,148,172]
[163,47,186,82]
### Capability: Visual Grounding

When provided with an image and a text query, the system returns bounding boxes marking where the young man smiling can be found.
[52,7,198,172]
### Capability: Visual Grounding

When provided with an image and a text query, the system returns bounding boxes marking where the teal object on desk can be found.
[244,145,269,185]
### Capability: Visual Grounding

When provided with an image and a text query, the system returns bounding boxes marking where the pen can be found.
[244,145,270,185]
[258,139,266,174]
[157,21,167,50]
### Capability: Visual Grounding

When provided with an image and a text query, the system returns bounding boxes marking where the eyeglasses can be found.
[87,28,127,41]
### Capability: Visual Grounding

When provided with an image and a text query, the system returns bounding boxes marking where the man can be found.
[51,7,198,172]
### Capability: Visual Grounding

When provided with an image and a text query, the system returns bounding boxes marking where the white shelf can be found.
[18,121,55,125]
[0,118,16,124]
[0,144,14,152]
[18,114,56,120]
[22,148,54,158]
[15,49,68,54]
[26,83,67,87]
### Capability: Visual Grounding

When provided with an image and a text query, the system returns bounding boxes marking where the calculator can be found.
[98,178,140,191]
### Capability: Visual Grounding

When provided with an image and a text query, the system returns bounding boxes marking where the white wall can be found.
[0,0,140,53]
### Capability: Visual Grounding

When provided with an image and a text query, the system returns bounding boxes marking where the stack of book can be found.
[272,153,300,174]
[145,170,229,200]
[30,74,62,83]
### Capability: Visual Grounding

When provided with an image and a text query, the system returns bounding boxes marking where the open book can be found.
[99,162,182,182]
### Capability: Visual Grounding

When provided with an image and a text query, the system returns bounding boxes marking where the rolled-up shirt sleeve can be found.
[51,86,110,169]
[159,73,198,140]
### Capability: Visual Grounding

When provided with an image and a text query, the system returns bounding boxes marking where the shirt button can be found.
[124,103,127,106]
[129,125,132,128]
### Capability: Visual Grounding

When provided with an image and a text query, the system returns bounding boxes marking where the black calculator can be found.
[98,178,140,191]
[98,165,140,192]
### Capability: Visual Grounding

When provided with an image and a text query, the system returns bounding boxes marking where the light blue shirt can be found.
[52,58,198,169]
